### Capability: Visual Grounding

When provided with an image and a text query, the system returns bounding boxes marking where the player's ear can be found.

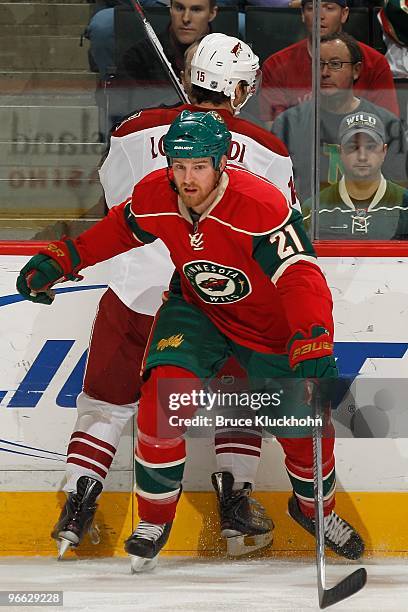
[235,82,248,106]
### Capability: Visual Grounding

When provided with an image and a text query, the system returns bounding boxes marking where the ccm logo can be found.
[293,341,333,358]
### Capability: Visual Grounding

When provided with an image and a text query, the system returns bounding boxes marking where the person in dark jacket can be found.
[123,0,218,83]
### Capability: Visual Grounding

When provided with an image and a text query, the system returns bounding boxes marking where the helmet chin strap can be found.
[212,168,223,192]
[215,158,227,184]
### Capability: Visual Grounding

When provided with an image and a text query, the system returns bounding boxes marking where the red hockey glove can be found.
[288,325,338,405]
[16,239,83,305]
[288,325,335,372]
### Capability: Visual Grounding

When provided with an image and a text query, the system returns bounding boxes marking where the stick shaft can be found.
[312,386,326,601]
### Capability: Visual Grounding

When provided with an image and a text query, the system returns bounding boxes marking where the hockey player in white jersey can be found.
[52,33,300,563]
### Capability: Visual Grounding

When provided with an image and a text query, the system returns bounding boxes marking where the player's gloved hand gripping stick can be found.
[288,325,337,378]
[288,325,338,406]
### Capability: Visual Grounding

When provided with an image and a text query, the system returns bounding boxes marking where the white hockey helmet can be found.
[190,33,260,113]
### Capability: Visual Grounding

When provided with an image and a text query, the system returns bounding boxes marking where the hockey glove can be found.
[288,325,338,405]
[16,239,83,305]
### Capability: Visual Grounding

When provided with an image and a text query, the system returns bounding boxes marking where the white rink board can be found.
[0,255,133,492]
[1,255,408,492]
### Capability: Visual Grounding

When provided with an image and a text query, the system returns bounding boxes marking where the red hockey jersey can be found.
[99,103,299,316]
[75,167,333,354]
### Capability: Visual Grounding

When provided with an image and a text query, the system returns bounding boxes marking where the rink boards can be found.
[1,250,408,556]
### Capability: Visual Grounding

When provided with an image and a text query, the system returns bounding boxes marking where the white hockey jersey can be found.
[99,103,299,314]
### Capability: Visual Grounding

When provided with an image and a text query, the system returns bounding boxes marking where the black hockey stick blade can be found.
[319,567,367,609]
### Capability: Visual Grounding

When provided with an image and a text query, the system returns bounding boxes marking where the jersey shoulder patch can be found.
[112,106,181,137]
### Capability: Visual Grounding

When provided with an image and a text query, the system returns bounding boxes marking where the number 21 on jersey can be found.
[270,224,304,259]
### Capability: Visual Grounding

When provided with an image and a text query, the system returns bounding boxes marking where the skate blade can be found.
[130,554,159,574]
[226,531,273,557]
[57,538,73,560]
[56,530,79,560]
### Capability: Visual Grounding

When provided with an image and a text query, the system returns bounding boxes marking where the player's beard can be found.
[178,174,221,211]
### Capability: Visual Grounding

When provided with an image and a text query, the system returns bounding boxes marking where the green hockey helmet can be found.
[163,110,232,170]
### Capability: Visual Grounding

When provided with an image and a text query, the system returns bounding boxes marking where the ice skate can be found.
[288,494,365,560]
[211,471,274,556]
[51,476,103,559]
[124,520,173,573]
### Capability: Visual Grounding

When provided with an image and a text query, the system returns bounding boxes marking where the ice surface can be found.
[0,556,406,612]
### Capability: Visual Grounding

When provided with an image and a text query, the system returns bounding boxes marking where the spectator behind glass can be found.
[123,0,217,82]
[86,0,226,82]
[272,32,407,202]
[303,112,408,239]
[260,0,399,123]
[378,0,408,79]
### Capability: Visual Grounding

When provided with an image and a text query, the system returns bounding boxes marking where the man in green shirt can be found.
[304,111,408,240]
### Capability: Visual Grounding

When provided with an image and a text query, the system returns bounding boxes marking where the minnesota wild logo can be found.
[183,260,251,304]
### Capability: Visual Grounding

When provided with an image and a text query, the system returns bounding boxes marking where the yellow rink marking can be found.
[1,491,407,557]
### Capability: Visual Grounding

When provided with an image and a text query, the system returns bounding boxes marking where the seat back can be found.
[245,7,304,65]
[343,7,370,46]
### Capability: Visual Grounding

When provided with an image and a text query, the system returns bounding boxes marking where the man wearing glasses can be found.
[260,0,398,124]
[272,32,407,203]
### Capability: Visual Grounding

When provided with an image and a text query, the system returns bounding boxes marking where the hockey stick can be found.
[127,0,189,103]
[312,383,367,609]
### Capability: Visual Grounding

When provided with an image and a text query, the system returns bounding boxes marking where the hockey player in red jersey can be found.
[17,110,364,572]
[30,34,298,560]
